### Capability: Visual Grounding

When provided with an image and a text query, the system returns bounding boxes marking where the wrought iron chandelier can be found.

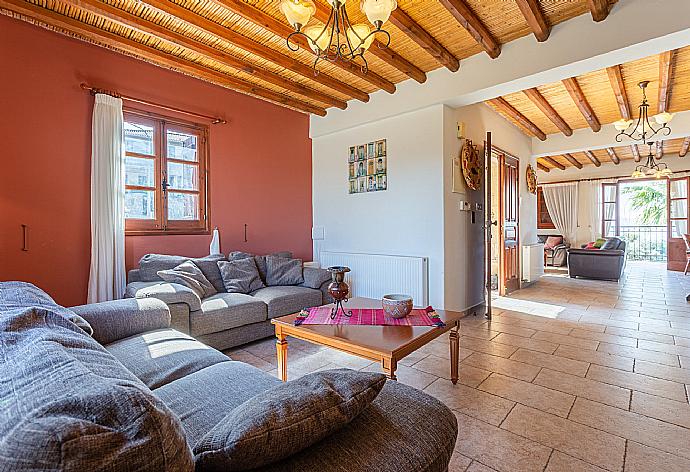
[632,142,672,179]
[614,80,674,143]
[279,0,397,74]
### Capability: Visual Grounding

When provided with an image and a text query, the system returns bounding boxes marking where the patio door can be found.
[498,152,520,295]
[667,177,690,271]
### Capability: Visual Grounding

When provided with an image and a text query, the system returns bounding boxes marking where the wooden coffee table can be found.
[271,297,466,383]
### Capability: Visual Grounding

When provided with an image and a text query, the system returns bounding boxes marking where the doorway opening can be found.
[618,180,667,262]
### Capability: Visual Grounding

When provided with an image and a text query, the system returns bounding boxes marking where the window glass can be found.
[167,162,198,191]
[670,179,688,199]
[167,130,198,162]
[671,220,688,239]
[125,190,155,219]
[125,122,154,155]
[125,156,155,187]
[168,193,199,221]
[671,200,687,219]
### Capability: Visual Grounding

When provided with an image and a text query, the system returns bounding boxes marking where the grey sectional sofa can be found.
[125,253,333,350]
[0,281,458,471]
[568,237,627,281]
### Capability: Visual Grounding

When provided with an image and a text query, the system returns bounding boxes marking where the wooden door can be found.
[498,153,520,294]
[667,177,689,271]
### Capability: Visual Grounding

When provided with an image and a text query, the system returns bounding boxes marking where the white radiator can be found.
[522,243,545,283]
[320,252,429,306]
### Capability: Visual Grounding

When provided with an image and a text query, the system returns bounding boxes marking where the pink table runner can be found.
[294,306,445,327]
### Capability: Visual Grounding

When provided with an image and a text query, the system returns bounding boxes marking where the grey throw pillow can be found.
[157,261,217,299]
[193,369,386,471]
[139,254,225,289]
[266,256,304,286]
[254,251,293,282]
[217,258,265,294]
[600,237,622,250]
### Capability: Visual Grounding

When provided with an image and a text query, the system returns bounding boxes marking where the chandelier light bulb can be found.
[347,24,374,52]
[653,112,674,125]
[303,25,331,53]
[360,0,397,27]
[280,0,316,30]
[660,168,673,177]
[631,169,645,179]
[613,119,633,131]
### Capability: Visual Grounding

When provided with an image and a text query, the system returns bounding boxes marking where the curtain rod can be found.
[80,83,227,124]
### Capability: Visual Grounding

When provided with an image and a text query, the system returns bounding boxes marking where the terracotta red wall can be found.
[0,16,313,306]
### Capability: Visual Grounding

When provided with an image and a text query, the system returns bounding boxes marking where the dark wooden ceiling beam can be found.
[562,77,601,132]
[524,88,572,136]
[537,162,551,172]
[584,150,602,167]
[388,7,459,72]
[144,0,369,102]
[606,65,631,120]
[680,137,690,158]
[213,0,396,93]
[437,0,500,58]
[587,0,611,22]
[73,0,347,109]
[631,145,641,162]
[488,98,546,141]
[0,0,326,116]
[606,147,621,164]
[514,0,550,42]
[309,4,426,83]
[656,141,664,159]
[658,50,675,113]
[542,156,566,170]
[562,153,583,169]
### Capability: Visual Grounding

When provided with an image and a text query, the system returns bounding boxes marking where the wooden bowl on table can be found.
[382,294,413,319]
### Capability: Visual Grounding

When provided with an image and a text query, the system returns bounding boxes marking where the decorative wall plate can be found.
[461,139,481,191]
[526,164,538,194]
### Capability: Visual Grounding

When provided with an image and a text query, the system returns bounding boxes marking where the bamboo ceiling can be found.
[486,45,690,172]
[0,0,616,115]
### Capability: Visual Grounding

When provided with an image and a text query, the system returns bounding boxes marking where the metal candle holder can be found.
[326,266,352,319]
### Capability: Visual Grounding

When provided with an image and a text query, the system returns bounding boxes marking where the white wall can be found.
[311,105,446,308]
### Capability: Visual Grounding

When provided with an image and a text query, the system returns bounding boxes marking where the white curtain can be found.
[542,182,579,244]
[87,94,126,303]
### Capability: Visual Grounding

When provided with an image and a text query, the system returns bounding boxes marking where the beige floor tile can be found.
[459,325,500,340]
[638,339,690,357]
[630,391,690,429]
[509,348,590,376]
[554,344,634,371]
[624,442,690,472]
[482,321,537,338]
[225,349,276,372]
[569,398,690,460]
[501,404,625,471]
[605,326,675,344]
[412,354,457,380]
[478,373,574,417]
[453,411,552,472]
[462,352,541,382]
[586,364,687,401]
[634,359,690,384]
[569,329,638,347]
[679,355,690,369]
[534,368,630,410]
[597,342,680,367]
[673,336,690,347]
[533,331,600,350]
[492,333,558,354]
[398,349,429,366]
[448,451,472,472]
[504,318,575,336]
[418,339,474,360]
[466,461,498,472]
[545,451,607,472]
[459,336,519,358]
[425,378,515,425]
[579,316,640,330]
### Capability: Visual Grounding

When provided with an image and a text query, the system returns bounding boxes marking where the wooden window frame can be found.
[124,109,210,236]
[668,176,689,241]
[601,182,619,237]
[536,186,556,230]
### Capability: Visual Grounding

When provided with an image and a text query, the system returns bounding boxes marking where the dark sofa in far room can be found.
[567,237,627,281]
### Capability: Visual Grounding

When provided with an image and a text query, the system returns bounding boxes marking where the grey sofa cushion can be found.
[139,253,226,292]
[194,369,386,471]
[155,361,281,448]
[191,293,267,336]
[254,381,458,472]
[106,328,230,389]
[254,252,293,282]
[71,297,171,345]
[266,256,304,286]
[218,258,265,294]
[250,286,323,319]
[0,283,193,471]
[158,261,218,299]
[126,281,203,312]
[301,267,332,289]
[601,237,623,250]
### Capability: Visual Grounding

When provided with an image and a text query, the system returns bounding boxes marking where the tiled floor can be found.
[225,262,690,472]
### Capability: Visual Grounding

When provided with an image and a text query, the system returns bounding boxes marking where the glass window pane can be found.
[125,156,155,187]
[604,203,616,220]
[125,190,155,219]
[168,192,199,220]
[167,130,198,162]
[671,219,688,239]
[671,180,688,199]
[604,221,616,237]
[604,185,617,202]
[125,122,154,155]
[167,162,198,191]
[671,199,687,219]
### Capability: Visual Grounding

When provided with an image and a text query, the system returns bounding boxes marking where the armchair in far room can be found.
[538,235,570,267]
